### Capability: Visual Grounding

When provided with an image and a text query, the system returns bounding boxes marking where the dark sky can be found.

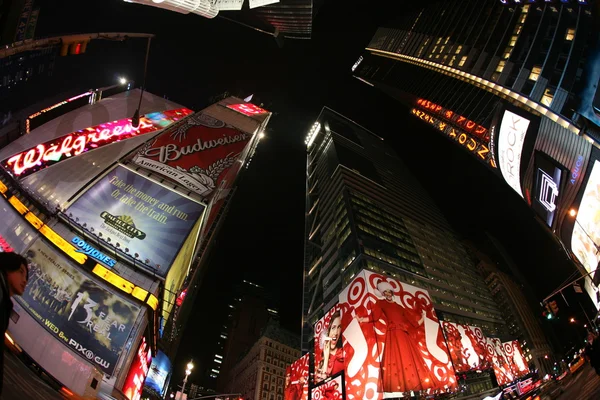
[33,0,597,384]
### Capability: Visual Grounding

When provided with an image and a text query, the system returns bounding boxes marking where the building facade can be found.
[0,87,271,399]
[222,320,301,400]
[352,0,600,310]
[302,107,510,393]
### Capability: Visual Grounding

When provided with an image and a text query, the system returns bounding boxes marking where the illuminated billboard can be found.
[497,110,530,198]
[66,165,206,277]
[226,103,268,116]
[571,160,600,275]
[285,353,309,400]
[502,341,529,378]
[441,321,491,373]
[3,108,193,178]
[132,112,253,199]
[532,153,564,227]
[311,374,344,400]
[145,351,172,396]
[19,238,141,375]
[485,337,515,386]
[339,270,456,398]
[314,305,343,384]
[123,337,152,400]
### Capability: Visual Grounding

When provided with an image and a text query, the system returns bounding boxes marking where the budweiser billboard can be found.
[442,321,491,373]
[285,354,309,400]
[132,112,253,199]
[339,270,456,398]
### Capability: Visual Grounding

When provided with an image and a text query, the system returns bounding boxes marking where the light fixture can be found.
[569,209,577,217]
[119,77,127,85]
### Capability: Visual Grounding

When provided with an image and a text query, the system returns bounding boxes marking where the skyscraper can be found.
[302,107,508,391]
[352,0,600,309]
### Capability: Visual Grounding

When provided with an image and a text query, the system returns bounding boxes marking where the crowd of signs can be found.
[285,270,530,400]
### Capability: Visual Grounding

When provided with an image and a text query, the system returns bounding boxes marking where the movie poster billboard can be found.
[485,338,515,386]
[314,305,343,384]
[285,354,309,400]
[132,112,253,200]
[122,337,152,400]
[145,351,172,396]
[442,321,491,373]
[502,341,529,378]
[311,374,344,400]
[339,270,456,399]
[18,238,141,375]
[66,165,206,277]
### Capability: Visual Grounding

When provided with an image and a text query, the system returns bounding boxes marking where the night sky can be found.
[33,0,596,384]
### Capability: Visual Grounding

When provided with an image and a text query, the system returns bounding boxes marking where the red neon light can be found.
[74,43,81,55]
[415,98,488,140]
[123,337,151,400]
[227,103,268,116]
[4,108,193,178]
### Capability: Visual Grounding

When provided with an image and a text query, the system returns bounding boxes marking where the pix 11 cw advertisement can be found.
[66,165,206,277]
[18,238,141,375]
[339,270,456,399]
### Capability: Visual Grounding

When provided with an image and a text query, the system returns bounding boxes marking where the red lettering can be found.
[465,120,476,130]
[60,135,73,155]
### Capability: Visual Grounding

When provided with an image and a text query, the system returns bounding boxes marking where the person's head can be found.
[285,373,291,386]
[376,281,394,301]
[0,252,28,297]
[327,311,342,350]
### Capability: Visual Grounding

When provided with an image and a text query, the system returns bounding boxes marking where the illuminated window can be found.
[565,28,575,41]
[529,66,542,81]
[445,36,450,44]
[503,51,511,60]
[455,45,462,54]
[432,45,438,53]
[496,61,506,73]
[439,45,445,53]
[509,35,518,46]
[541,88,554,106]
[436,37,442,44]
[449,56,456,66]
[515,25,522,35]
[458,56,468,67]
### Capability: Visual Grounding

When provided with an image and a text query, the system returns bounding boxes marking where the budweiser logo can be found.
[142,133,250,163]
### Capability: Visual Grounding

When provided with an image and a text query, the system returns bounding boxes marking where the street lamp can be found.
[571,318,576,323]
[119,77,127,85]
[178,361,194,400]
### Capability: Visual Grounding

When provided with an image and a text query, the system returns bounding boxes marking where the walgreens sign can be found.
[2,108,193,178]
[498,110,530,198]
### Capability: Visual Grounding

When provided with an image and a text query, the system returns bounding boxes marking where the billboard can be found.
[571,160,600,275]
[497,110,530,198]
[314,305,344,383]
[123,336,152,400]
[339,270,456,398]
[145,351,172,396]
[132,112,253,200]
[3,108,193,178]
[226,103,268,116]
[285,354,309,400]
[532,153,564,227]
[441,321,491,373]
[19,238,141,375]
[311,374,344,400]
[485,338,515,386]
[66,165,206,277]
[502,341,529,378]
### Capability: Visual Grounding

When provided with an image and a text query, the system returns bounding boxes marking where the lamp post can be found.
[177,361,194,400]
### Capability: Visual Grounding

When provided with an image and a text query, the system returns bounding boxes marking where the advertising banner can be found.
[311,374,344,400]
[123,337,152,400]
[442,321,491,373]
[132,112,253,200]
[66,165,206,277]
[145,351,172,396]
[485,338,515,386]
[285,354,309,400]
[502,341,529,378]
[571,160,600,275]
[339,270,456,399]
[18,238,141,375]
[314,305,343,384]
[532,153,564,227]
[497,110,530,198]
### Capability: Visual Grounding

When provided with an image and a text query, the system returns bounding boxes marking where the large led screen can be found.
[132,112,253,200]
[441,321,491,373]
[3,108,193,178]
[285,353,309,400]
[123,337,152,400]
[19,238,141,375]
[532,153,564,227]
[314,305,344,384]
[339,270,456,399]
[311,374,344,400]
[66,165,206,277]
[502,341,529,378]
[145,350,171,396]
[485,338,515,386]
[497,110,530,198]
[572,160,600,275]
